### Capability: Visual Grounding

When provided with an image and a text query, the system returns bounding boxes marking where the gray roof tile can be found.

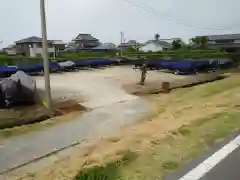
[142,40,172,48]
[15,36,53,44]
[74,34,98,41]
[207,34,240,41]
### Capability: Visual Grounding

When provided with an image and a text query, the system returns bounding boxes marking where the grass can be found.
[75,73,240,180]
[76,151,137,180]
[75,110,240,180]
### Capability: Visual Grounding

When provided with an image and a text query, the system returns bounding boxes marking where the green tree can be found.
[190,36,208,47]
[172,40,182,49]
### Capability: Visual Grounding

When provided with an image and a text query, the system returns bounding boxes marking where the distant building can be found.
[205,34,240,52]
[92,43,117,52]
[15,36,55,57]
[139,39,171,52]
[119,40,139,50]
[3,45,17,55]
[52,40,66,51]
[15,36,66,57]
[72,33,100,49]
[160,38,182,44]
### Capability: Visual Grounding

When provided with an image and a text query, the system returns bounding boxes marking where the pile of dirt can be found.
[123,72,220,95]
[54,100,88,115]
[0,100,87,129]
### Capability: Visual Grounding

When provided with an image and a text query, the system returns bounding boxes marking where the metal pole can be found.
[40,0,52,109]
[120,32,123,57]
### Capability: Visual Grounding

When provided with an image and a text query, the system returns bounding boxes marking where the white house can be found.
[15,36,55,57]
[139,40,171,52]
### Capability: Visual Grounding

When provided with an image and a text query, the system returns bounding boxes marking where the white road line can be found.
[179,135,240,180]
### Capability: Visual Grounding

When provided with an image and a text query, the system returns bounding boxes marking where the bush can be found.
[58,51,117,59]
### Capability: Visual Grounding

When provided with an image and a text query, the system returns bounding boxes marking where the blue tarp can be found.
[142,58,215,73]
[74,58,115,67]
[18,62,60,73]
[0,66,19,75]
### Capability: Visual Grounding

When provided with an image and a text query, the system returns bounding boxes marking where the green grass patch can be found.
[76,151,137,180]
[162,161,179,170]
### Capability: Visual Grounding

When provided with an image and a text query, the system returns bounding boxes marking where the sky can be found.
[1,0,240,48]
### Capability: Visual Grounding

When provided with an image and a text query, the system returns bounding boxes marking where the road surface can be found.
[166,133,240,180]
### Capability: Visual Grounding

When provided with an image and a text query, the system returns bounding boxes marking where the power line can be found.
[121,0,240,31]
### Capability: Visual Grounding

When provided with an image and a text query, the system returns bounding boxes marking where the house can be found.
[160,38,182,44]
[119,40,139,50]
[72,33,100,49]
[15,36,55,57]
[52,40,66,51]
[205,33,240,52]
[139,39,171,52]
[92,43,116,52]
[3,45,17,55]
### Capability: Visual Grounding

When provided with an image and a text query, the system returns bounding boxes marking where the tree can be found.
[172,40,182,49]
[190,36,208,47]
[126,46,137,53]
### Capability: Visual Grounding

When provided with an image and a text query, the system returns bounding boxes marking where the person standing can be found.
[139,64,147,85]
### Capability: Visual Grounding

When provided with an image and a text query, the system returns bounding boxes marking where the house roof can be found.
[4,44,16,49]
[121,40,138,46]
[15,36,53,44]
[141,40,172,48]
[92,43,116,50]
[73,34,98,41]
[207,34,240,41]
[52,40,66,45]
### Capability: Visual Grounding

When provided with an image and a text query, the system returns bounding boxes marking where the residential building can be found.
[15,36,55,57]
[205,34,240,52]
[119,40,139,50]
[139,39,171,52]
[72,33,100,49]
[52,40,66,51]
[92,43,117,52]
[3,45,17,55]
[160,38,182,44]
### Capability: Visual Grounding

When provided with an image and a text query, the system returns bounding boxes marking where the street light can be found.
[40,0,52,109]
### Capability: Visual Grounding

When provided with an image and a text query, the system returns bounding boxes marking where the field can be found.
[2,69,240,180]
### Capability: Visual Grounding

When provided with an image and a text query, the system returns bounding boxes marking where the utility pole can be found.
[120,32,123,57]
[40,0,52,109]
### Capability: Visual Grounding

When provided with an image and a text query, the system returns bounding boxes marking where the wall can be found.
[140,43,163,52]
[30,43,55,57]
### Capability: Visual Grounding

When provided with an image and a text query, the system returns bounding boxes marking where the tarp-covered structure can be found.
[74,58,116,67]
[58,60,76,71]
[0,71,37,107]
[134,58,233,74]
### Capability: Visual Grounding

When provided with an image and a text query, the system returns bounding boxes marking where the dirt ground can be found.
[35,66,186,109]
[4,73,240,180]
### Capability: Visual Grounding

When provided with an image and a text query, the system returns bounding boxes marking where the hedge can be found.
[0,50,233,66]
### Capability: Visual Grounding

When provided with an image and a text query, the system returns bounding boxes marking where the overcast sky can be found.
[1,0,240,47]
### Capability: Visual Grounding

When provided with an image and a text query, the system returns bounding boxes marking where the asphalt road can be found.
[199,146,240,180]
[165,133,240,180]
